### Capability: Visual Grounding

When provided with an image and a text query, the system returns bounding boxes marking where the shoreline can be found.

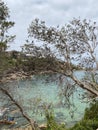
[0,70,55,83]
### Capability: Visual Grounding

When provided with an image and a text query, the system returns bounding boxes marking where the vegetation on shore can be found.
[43,101,98,130]
[0,50,80,79]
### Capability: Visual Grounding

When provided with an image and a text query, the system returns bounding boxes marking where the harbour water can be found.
[12,72,89,125]
[0,72,90,127]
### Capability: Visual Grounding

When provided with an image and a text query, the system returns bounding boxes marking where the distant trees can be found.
[0,0,15,52]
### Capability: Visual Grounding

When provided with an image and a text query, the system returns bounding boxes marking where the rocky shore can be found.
[0,69,55,83]
[0,71,32,83]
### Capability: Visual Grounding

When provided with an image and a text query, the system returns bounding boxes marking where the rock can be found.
[39,124,47,130]
[10,74,17,79]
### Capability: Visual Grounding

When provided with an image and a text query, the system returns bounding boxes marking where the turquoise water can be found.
[8,72,89,126]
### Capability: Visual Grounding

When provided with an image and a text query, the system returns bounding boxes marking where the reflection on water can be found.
[0,72,89,126]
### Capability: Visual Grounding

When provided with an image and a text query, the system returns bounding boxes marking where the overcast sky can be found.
[3,0,98,50]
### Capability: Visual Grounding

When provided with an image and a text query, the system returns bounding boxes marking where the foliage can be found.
[28,18,98,70]
[21,56,60,72]
[0,0,15,52]
[23,17,98,98]
[0,52,15,74]
[0,50,65,76]
[83,101,98,120]
[45,109,67,130]
[69,120,98,130]
[43,101,98,130]
[69,101,98,130]
[0,0,16,76]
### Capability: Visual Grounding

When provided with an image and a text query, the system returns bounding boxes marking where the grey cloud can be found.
[3,0,98,50]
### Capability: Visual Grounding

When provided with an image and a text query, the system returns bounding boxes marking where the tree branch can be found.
[0,86,40,130]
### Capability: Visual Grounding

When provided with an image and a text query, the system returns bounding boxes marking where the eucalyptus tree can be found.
[23,18,98,100]
[0,0,15,52]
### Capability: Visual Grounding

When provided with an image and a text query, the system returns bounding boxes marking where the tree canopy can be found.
[0,0,15,52]
[22,18,98,97]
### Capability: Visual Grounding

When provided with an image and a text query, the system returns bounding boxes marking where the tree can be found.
[0,1,39,130]
[24,18,98,98]
[0,0,15,52]
[0,0,15,77]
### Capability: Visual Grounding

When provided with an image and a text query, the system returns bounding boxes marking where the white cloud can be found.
[3,0,98,50]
